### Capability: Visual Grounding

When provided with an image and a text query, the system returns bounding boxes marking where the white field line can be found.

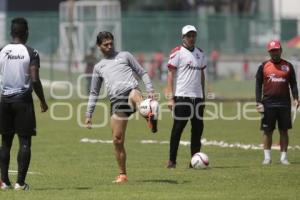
[80,138,113,144]
[41,79,69,90]
[80,138,300,151]
[8,170,42,175]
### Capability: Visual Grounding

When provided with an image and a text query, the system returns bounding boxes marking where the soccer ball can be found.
[139,98,159,117]
[190,152,209,169]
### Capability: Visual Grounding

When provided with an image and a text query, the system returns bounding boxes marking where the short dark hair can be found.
[96,31,114,45]
[11,17,28,38]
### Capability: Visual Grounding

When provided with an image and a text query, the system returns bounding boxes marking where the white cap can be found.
[182,25,197,35]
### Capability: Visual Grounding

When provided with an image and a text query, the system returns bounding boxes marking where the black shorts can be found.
[261,106,292,132]
[110,90,136,117]
[0,101,36,136]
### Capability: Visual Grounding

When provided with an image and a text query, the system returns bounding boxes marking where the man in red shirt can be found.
[256,40,299,165]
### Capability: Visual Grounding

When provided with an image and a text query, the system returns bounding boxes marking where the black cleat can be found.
[166,160,176,169]
[147,113,157,133]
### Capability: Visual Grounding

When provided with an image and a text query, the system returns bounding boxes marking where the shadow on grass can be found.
[289,162,300,165]
[33,186,92,191]
[211,165,249,169]
[138,179,190,184]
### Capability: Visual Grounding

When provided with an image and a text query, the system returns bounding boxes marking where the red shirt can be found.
[256,59,298,107]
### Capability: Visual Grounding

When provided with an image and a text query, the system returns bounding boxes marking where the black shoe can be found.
[167,160,176,169]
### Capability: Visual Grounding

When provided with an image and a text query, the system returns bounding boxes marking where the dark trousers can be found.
[0,134,31,185]
[169,97,204,163]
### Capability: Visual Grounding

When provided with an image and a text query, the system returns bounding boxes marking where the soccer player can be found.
[0,17,48,190]
[256,40,299,165]
[85,31,157,183]
[166,25,207,168]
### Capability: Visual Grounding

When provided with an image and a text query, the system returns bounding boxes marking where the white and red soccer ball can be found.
[139,98,159,117]
[191,152,209,169]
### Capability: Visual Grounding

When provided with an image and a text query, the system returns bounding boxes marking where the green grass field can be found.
[0,99,300,200]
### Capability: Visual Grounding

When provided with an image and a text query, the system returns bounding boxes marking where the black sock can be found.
[17,136,31,185]
[0,134,14,185]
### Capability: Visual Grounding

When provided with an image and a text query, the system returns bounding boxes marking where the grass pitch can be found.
[0,100,299,200]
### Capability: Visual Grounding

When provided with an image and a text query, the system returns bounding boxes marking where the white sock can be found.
[264,149,271,160]
[280,152,287,161]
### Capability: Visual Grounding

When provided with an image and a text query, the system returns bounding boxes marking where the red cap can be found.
[267,40,281,51]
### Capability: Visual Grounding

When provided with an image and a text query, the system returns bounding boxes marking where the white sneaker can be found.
[262,159,272,165]
[0,181,12,190]
[14,183,29,191]
[280,159,290,165]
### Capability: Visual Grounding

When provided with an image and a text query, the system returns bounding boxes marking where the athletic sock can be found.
[0,144,12,185]
[264,149,271,160]
[280,151,287,161]
[16,137,32,186]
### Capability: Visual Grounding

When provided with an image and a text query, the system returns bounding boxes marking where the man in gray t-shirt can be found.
[85,31,157,183]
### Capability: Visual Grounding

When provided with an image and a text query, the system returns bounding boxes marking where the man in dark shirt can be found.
[256,40,299,165]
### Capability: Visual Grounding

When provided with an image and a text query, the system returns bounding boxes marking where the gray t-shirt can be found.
[86,51,153,118]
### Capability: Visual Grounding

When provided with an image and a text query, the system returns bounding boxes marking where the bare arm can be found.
[201,69,205,99]
[166,69,175,110]
[30,66,48,112]
[167,69,175,98]
[166,47,179,108]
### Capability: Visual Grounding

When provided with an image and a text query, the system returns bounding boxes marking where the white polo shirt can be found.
[167,45,207,98]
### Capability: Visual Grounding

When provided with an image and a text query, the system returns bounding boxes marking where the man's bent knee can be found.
[129,89,142,106]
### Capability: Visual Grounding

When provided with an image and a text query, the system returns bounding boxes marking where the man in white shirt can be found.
[166,25,207,168]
